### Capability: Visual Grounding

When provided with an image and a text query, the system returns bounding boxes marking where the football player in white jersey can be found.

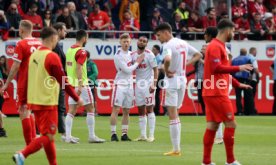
[132,36,158,142]
[155,23,201,156]
[110,33,145,141]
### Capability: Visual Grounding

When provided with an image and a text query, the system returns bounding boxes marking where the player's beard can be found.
[138,45,145,50]
[83,41,87,47]
[226,33,233,42]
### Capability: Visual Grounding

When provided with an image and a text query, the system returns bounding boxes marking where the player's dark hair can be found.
[204,27,218,39]
[53,22,66,31]
[205,7,215,14]
[41,27,58,40]
[153,45,160,52]
[154,22,172,33]
[139,35,148,42]
[76,30,87,41]
[217,19,235,31]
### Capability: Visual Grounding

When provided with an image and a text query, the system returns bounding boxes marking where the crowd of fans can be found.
[0,0,275,40]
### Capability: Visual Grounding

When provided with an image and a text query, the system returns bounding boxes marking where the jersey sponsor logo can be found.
[127,62,132,66]
[67,62,73,66]
[266,44,275,58]
[5,41,16,56]
[213,59,220,63]
[137,63,147,69]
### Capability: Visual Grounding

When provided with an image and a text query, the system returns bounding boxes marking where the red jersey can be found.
[235,18,250,30]
[120,18,140,38]
[232,5,247,21]
[88,11,110,30]
[13,38,42,105]
[249,2,267,17]
[202,16,217,29]
[202,39,240,97]
[188,18,203,29]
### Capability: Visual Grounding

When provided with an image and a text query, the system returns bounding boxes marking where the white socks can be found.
[169,119,181,152]
[216,123,223,139]
[122,125,128,135]
[65,113,74,139]
[111,125,116,135]
[139,115,147,137]
[86,113,95,138]
[147,112,156,138]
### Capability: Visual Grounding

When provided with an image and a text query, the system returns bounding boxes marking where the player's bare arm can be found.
[164,55,175,78]
[186,52,202,66]
[239,64,253,72]
[0,61,20,95]
[76,63,83,95]
[149,67,158,93]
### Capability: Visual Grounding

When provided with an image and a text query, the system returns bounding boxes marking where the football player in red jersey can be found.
[0,20,41,145]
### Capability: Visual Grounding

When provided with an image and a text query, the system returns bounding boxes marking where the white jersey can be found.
[132,49,157,86]
[163,38,200,89]
[114,48,138,85]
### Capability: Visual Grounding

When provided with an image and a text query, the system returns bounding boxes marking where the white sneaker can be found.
[225,160,242,165]
[13,153,25,165]
[65,137,79,144]
[88,136,105,143]
[61,135,79,142]
[134,136,147,141]
[201,162,216,165]
[147,136,155,142]
[214,138,224,144]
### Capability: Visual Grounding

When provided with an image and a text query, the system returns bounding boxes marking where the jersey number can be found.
[180,51,186,70]
[30,46,37,53]
[146,97,153,104]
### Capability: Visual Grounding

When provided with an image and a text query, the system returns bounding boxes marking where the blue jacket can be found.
[232,55,252,79]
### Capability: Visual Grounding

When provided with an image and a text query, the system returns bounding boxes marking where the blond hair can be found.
[19,20,33,32]
[120,33,131,40]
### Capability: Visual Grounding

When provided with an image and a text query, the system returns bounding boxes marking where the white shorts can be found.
[135,85,155,106]
[111,85,134,108]
[68,86,93,105]
[163,87,185,109]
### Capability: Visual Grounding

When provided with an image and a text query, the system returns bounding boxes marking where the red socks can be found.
[22,135,57,165]
[21,118,32,145]
[30,114,36,139]
[224,127,236,164]
[203,129,216,164]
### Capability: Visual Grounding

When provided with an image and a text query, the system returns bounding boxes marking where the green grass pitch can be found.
[1,116,276,165]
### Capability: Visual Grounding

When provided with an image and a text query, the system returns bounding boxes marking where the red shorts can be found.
[17,88,27,106]
[33,109,58,135]
[203,96,235,123]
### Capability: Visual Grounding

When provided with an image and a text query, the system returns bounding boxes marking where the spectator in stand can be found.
[248,0,267,18]
[67,2,83,30]
[43,10,53,27]
[183,0,201,12]
[202,7,217,29]
[119,0,140,23]
[235,14,251,40]
[272,5,276,39]
[188,11,203,32]
[217,11,229,22]
[151,8,164,31]
[120,10,140,38]
[79,4,89,30]
[6,3,21,36]
[215,0,228,17]
[88,4,110,38]
[175,1,190,21]
[56,6,76,30]
[87,0,96,15]
[250,12,269,40]
[19,3,43,37]
[106,15,116,38]
[0,10,9,41]
[264,12,275,39]
[232,0,247,23]
[170,12,188,38]
[97,0,112,17]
